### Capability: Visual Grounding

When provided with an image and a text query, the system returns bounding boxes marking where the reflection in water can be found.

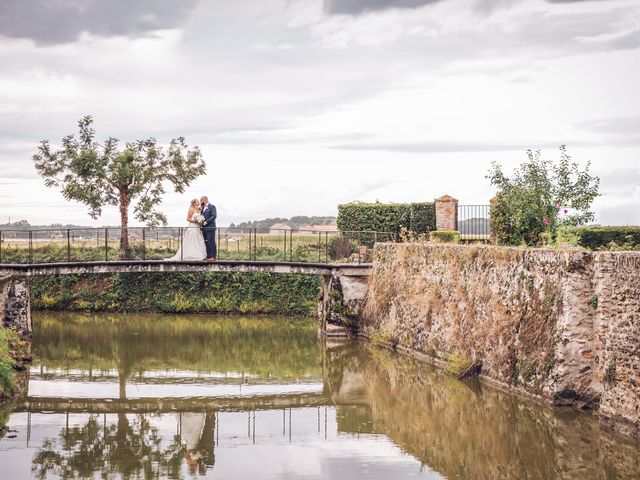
[30,414,186,479]
[0,312,638,479]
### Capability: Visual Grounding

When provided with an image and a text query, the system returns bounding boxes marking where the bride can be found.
[169,199,207,261]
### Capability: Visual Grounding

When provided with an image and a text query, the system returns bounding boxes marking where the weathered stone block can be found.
[1,274,32,338]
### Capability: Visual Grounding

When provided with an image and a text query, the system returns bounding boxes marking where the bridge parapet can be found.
[0,260,371,277]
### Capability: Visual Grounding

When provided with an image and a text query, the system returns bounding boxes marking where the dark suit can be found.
[201,203,217,258]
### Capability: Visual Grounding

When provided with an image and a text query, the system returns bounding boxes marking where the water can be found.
[0,312,638,479]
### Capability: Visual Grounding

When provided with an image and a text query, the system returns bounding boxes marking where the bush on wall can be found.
[487,146,600,247]
[429,231,460,244]
[337,202,436,236]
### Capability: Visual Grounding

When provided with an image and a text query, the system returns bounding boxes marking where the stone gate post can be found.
[435,195,458,231]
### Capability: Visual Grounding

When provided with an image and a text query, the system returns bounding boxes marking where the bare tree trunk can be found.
[119,190,130,255]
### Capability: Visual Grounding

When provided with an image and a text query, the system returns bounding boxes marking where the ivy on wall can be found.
[30,272,321,316]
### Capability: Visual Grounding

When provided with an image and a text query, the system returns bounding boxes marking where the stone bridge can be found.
[0,260,372,338]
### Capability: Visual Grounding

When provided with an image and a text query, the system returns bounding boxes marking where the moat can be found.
[0,312,638,479]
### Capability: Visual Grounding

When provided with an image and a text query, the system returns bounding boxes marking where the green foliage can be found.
[487,146,600,246]
[337,202,435,237]
[561,226,640,251]
[429,231,461,244]
[30,272,320,316]
[33,116,205,250]
[555,226,581,247]
[0,325,29,397]
[0,332,15,398]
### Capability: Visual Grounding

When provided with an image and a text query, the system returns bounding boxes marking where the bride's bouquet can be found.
[191,212,205,225]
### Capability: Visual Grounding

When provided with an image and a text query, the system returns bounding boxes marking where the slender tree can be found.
[33,116,206,252]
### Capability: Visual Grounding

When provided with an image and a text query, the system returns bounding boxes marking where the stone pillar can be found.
[435,195,458,231]
[1,274,32,338]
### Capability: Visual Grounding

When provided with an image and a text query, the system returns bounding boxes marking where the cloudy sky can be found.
[1,0,639,227]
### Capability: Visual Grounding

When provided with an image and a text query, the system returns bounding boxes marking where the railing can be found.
[0,227,396,265]
[457,205,491,241]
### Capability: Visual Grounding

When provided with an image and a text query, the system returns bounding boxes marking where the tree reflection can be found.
[31,414,186,479]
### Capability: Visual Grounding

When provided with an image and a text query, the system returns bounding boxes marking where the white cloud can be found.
[0,0,638,226]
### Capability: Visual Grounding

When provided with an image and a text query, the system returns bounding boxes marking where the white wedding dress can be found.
[169,213,207,261]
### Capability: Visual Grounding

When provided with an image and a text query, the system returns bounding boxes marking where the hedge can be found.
[337,202,436,236]
[566,226,640,251]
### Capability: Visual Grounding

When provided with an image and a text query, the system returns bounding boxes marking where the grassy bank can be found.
[30,272,321,316]
[0,327,29,401]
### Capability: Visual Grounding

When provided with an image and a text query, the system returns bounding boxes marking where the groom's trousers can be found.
[203,227,217,258]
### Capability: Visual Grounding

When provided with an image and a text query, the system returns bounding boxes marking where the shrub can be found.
[429,231,460,244]
[487,146,599,246]
[329,237,357,260]
[337,202,436,237]
[565,226,640,251]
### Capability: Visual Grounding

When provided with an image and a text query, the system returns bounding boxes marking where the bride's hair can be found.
[190,199,199,208]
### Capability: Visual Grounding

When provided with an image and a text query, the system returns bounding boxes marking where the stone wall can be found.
[0,274,32,338]
[362,243,640,439]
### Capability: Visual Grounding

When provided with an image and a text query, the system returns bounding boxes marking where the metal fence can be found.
[0,227,396,265]
[457,205,491,241]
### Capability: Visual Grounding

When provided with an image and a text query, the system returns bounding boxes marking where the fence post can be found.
[325,232,329,263]
[67,229,71,262]
[217,228,221,260]
[105,228,108,261]
[489,197,497,244]
[254,228,257,261]
[142,227,146,261]
[0,231,3,264]
[28,230,33,264]
[180,227,184,261]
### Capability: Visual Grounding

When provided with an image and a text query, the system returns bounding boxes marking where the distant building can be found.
[302,225,336,233]
[269,223,292,234]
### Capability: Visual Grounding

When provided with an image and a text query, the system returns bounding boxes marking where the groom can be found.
[200,196,217,261]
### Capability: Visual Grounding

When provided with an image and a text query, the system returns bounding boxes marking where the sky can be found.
[0,0,639,227]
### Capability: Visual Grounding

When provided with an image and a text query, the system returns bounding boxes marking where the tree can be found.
[33,116,206,253]
[487,146,600,246]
